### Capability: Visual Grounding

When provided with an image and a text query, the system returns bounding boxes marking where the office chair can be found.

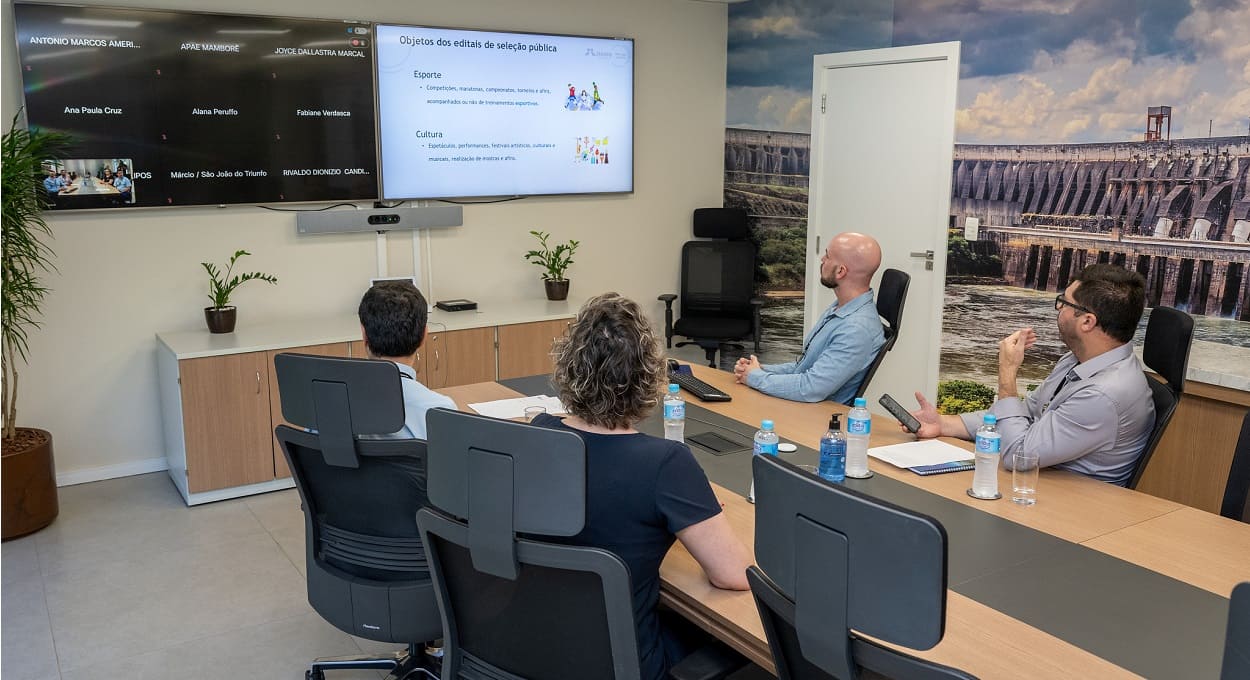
[853,268,911,399]
[659,208,763,367]
[1223,582,1250,680]
[1128,306,1194,489]
[417,408,746,680]
[1221,411,1250,523]
[273,353,441,680]
[749,455,976,680]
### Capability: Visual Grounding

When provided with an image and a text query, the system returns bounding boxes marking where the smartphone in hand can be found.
[879,393,921,434]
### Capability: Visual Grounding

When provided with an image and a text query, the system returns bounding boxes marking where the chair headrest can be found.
[425,408,587,578]
[694,207,749,239]
[1142,307,1193,394]
[274,353,407,468]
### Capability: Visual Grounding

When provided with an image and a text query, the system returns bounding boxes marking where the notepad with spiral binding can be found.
[909,460,975,476]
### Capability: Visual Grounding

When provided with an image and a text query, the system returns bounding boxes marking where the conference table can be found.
[440,364,1250,679]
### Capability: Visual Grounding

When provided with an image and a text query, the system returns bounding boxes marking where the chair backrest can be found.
[747,567,975,680]
[1221,411,1250,522]
[1142,306,1194,396]
[417,408,643,680]
[1223,581,1250,680]
[272,353,442,644]
[854,268,911,398]
[752,454,966,680]
[693,206,750,239]
[681,240,757,319]
[1129,307,1193,489]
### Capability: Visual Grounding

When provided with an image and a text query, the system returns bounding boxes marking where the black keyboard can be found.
[670,371,732,402]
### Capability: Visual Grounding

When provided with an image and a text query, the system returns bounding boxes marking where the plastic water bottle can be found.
[663,384,685,442]
[971,413,1002,499]
[845,398,872,478]
[748,419,779,503]
[818,414,847,482]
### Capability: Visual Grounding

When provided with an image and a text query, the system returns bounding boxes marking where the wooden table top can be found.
[440,366,1250,679]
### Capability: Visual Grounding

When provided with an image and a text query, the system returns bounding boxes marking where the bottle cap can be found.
[668,383,679,393]
[853,397,867,408]
[761,419,774,430]
[829,413,841,430]
[983,413,997,424]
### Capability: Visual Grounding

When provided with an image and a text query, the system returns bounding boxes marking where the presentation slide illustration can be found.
[376,25,634,199]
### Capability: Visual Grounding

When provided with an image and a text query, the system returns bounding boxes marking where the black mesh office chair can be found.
[1223,581,1250,680]
[659,208,763,367]
[417,408,746,680]
[273,353,441,680]
[853,268,911,399]
[749,455,976,680]
[1221,411,1250,523]
[1128,306,1194,489]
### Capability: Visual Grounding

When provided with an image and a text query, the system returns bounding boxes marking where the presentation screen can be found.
[375,25,633,200]
[13,3,379,209]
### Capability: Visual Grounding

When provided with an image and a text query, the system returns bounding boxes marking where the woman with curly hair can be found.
[531,292,751,680]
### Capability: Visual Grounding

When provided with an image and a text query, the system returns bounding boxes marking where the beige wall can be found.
[1,0,728,482]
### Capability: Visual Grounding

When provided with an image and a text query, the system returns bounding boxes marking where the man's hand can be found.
[734,355,761,384]
[910,391,945,439]
[997,328,1036,398]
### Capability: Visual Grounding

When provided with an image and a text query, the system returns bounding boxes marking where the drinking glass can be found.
[523,406,547,422]
[1011,452,1040,505]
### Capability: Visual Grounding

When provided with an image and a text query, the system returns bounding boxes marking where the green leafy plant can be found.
[936,379,997,415]
[1,113,73,440]
[202,250,278,309]
[524,230,579,281]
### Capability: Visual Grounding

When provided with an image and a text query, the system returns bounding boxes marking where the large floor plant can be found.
[2,113,72,448]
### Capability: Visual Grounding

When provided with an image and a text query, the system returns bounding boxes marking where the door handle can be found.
[909,250,935,271]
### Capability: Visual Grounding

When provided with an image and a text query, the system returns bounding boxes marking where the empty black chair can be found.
[1128,306,1194,489]
[749,454,975,680]
[1223,581,1250,680]
[660,208,763,367]
[853,267,911,398]
[1221,411,1250,523]
[273,353,441,680]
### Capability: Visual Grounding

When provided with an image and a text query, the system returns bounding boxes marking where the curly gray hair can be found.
[552,292,666,429]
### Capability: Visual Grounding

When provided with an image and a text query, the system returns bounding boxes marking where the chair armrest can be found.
[750,298,764,354]
[658,295,677,347]
[658,294,677,306]
[669,642,749,680]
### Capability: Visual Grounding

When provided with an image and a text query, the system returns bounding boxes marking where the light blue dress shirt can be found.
[745,290,885,404]
[391,361,456,439]
[959,342,1155,486]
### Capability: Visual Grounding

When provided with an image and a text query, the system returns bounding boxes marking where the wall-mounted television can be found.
[375,24,633,200]
[13,3,379,209]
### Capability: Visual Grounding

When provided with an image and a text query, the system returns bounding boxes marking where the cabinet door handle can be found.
[433,349,440,372]
[256,371,261,394]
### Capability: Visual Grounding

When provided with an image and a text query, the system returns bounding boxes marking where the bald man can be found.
[734,232,885,404]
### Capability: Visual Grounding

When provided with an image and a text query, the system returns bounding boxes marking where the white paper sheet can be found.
[867,439,974,469]
[467,395,566,420]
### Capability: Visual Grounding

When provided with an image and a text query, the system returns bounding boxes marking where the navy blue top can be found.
[532,413,723,680]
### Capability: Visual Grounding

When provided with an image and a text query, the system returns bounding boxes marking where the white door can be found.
[806,42,960,414]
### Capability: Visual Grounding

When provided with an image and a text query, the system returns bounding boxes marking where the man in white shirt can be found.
[357,281,455,439]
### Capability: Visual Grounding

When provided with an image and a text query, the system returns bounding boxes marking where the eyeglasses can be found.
[1054,295,1093,315]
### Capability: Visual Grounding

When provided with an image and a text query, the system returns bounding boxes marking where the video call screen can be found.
[14,3,379,209]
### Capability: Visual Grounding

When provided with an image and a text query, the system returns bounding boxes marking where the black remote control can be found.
[879,393,921,434]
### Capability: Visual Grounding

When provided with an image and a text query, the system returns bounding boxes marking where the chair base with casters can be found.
[306,644,438,680]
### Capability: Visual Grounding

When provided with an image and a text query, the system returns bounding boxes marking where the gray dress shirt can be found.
[959,342,1155,486]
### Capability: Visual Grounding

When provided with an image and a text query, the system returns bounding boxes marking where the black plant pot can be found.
[544,279,570,301]
[204,306,237,333]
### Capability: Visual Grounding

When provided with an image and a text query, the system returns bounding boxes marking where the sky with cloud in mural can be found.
[727,0,1250,144]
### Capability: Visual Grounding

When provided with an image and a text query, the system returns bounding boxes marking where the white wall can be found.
[0,0,728,483]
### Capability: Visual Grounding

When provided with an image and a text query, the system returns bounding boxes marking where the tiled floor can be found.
[1,473,389,680]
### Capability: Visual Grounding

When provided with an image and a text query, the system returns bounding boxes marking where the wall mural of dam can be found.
[723,127,1250,386]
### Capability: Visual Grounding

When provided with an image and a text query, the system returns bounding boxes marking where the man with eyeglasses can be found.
[909,264,1155,486]
[733,232,885,404]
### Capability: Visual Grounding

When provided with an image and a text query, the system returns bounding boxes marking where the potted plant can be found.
[1,113,73,539]
[524,229,579,301]
[202,250,278,333]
